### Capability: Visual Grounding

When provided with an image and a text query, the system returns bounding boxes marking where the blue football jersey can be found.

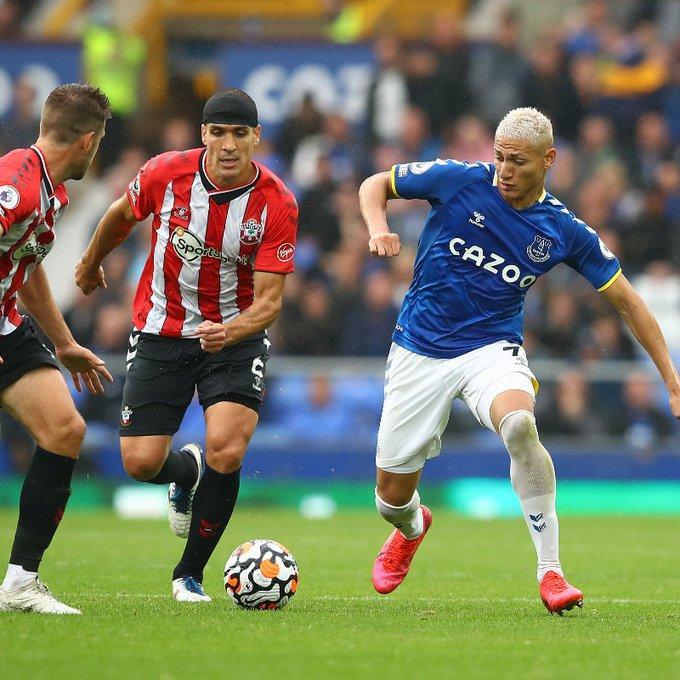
[390,159,622,358]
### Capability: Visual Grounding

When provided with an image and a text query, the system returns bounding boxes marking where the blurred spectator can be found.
[83,3,146,168]
[579,314,636,361]
[546,144,578,206]
[291,112,356,190]
[340,269,399,356]
[661,39,680,142]
[630,112,674,187]
[574,115,621,183]
[469,7,529,124]
[278,279,339,355]
[631,262,680,354]
[365,36,409,146]
[404,46,441,133]
[441,115,494,164]
[595,20,668,135]
[536,291,582,359]
[297,155,342,254]
[277,92,324,165]
[396,106,441,161]
[564,0,611,56]
[0,74,40,155]
[327,243,365,322]
[620,185,674,273]
[610,370,675,453]
[287,374,355,438]
[520,36,583,142]
[539,369,604,437]
[430,12,474,135]
[0,0,22,40]
[156,117,198,154]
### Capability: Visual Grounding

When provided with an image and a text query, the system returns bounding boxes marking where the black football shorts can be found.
[119,329,269,437]
[0,318,60,395]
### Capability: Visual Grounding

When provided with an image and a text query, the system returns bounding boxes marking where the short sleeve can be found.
[391,159,493,204]
[254,190,298,274]
[126,157,167,221]
[564,216,621,291]
[0,181,33,235]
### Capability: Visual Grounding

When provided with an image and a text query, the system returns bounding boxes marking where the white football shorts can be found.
[376,341,539,474]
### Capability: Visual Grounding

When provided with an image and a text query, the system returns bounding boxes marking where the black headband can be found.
[202,90,258,127]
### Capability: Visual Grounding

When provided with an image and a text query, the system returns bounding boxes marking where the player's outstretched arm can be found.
[601,274,680,418]
[197,271,286,352]
[76,193,138,295]
[359,171,401,258]
[18,264,113,394]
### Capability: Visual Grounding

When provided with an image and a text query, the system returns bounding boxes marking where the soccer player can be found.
[359,107,680,614]
[0,84,113,615]
[75,89,298,602]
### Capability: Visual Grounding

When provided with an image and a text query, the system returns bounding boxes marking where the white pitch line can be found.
[95,593,680,605]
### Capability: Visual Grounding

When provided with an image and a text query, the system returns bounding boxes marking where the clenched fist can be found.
[369,232,401,258]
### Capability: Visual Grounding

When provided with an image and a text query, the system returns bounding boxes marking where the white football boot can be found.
[0,579,81,615]
[168,443,204,538]
[172,576,212,602]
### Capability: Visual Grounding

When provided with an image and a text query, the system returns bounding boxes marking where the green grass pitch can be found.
[1,509,679,679]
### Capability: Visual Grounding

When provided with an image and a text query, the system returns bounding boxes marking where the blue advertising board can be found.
[0,43,81,119]
[218,43,374,132]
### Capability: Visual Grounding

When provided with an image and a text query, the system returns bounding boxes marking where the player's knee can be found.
[38,410,86,457]
[121,450,164,481]
[499,410,539,456]
[376,476,416,507]
[205,443,245,474]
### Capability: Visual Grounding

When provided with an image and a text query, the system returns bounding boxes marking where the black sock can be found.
[146,449,198,488]
[172,465,240,582]
[9,447,75,572]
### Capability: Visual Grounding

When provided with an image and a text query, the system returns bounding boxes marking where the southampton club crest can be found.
[120,404,133,427]
[527,235,552,263]
[239,218,264,245]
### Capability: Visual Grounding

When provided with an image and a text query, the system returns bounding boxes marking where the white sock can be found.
[375,489,424,540]
[519,493,563,581]
[2,564,38,592]
[500,411,563,581]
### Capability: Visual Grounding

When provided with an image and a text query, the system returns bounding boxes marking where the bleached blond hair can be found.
[495,107,554,151]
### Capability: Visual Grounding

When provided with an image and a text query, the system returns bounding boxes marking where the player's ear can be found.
[200,124,208,146]
[544,147,557,171]
[80,130,97,153]
[253,125,261,146]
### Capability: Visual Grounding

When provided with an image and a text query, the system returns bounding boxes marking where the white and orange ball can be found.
[224,539,299,610]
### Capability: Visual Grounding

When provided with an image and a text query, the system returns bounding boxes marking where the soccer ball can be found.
[224,539,299,610]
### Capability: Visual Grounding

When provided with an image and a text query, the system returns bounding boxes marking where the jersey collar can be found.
[30,144,55,197]
[199,150,260,205]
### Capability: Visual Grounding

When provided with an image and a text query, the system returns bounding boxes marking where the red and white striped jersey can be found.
[0,145,68,335]
[126,149,298,337]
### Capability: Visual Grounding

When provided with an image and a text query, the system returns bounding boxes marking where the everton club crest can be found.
[527,235,552,263]
[239,218,264,245]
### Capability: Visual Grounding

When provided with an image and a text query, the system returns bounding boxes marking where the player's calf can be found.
[168,443,204,538]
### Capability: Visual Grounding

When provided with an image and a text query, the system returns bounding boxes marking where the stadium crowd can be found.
[1,0,679,473]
